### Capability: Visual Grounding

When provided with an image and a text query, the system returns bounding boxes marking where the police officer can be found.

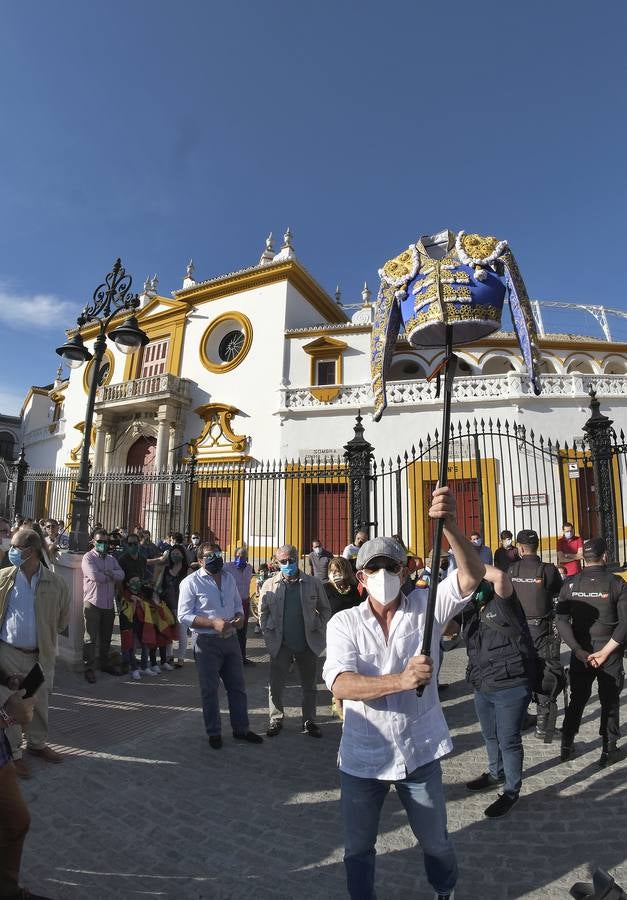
[508,529,564,741]
[556,537,627,767]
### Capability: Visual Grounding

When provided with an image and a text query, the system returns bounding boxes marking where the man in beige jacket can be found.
[0,528,69,778]
[259,543,331,738]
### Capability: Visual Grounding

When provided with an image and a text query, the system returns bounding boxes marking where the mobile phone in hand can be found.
[21,662,45,698]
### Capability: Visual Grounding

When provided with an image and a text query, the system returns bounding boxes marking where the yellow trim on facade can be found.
[188,403,249,460]
[176,260,348,325]
[83,348,115,395]
[199,312,253,375]
[123,306,187,381]
[303,336,347,399]
[285,325,371,339]
[190,477,245,557]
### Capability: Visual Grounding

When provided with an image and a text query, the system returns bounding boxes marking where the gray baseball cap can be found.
[356,536,407,570]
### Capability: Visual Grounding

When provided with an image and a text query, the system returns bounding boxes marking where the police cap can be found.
[516,529,539,545]
[583,537,607,558]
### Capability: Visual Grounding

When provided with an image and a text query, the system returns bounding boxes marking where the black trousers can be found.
[562,651,624,744]
[83,604,116,669]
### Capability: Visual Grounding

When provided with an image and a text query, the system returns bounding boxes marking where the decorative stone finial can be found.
[258,232,275,266]
[272,227,296,262]
[150,273,159,293]
[361,281,372,306]
[183,259,197,290]
[335,285,342,306]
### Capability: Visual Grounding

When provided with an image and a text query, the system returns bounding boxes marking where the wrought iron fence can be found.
[13,412,627,569]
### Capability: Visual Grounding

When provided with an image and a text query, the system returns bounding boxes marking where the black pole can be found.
[418,325,456,696]
[12,447,28,520]
[69,329,106,552]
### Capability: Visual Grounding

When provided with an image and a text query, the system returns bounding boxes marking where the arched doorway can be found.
[126,436,157,531]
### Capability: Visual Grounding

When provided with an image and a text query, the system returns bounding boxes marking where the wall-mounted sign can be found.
[568,463,580,479]
[513,493,548,507]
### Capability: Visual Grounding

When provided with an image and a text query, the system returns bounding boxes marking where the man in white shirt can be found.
[178,541,262,750]
[323,487,485,900]
[342,529,369,572]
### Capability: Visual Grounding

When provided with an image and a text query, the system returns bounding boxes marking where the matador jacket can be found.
[371,228,541,420]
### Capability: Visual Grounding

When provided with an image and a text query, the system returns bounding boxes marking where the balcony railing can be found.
[96,374,191,405]
[280,373,627,411]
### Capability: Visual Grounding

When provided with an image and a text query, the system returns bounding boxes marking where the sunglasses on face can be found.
[202,551,222,561]
[363,562,403,575]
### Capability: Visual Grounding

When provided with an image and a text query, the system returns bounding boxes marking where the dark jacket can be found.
[556,565,627,656]
[462,590,536,693]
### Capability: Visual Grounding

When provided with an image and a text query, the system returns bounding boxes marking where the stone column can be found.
[156,404,173,472]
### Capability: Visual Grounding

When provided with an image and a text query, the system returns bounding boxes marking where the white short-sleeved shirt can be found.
[323,572,472,780]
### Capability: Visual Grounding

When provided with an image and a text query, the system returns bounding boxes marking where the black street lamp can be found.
[56,259,149,552]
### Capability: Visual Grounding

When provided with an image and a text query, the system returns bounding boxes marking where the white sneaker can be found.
[143,667,158,676]
[434,892,455,900]
[131,670,141,681]
[161,662,174,671]
[151,665,161,674]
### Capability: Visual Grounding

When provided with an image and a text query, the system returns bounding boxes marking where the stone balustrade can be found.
[280,373,627,411]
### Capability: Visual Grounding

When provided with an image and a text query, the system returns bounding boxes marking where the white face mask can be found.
[330,572,343,584]
[502,539,512,549]
[471,538,482,547]
[563,531,573,540]
[366,569,401,606]
[313,547,322,555]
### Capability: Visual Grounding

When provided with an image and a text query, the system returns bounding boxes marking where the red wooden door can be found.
[126,437,157,529]
[303,484,348,556]
[199,488,232,550]
[423,477,481,553]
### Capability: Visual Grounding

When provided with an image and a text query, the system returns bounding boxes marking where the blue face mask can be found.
[235,556,247,569]
[8,547,28,568]
[280,561,298,577]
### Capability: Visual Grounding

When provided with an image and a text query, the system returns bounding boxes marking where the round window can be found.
[218,330,245,362]
[200,312,253,374]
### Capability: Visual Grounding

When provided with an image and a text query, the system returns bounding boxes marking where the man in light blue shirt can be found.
[178,541,263,750]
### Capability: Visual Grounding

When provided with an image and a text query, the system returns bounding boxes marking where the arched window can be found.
[481,356,515,375]
[538,358,557,374]
[566,358,595,374]
[0,432,15,461]
[604,358,627,375]
[389,358,427,381]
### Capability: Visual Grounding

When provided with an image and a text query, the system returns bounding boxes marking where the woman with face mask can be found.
[149,537,189,668]
[325,557,363,616]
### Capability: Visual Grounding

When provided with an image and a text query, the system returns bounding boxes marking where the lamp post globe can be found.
[55,333,92,369]
[109,315,149,355]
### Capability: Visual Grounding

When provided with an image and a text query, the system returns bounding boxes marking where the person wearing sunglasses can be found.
[259,544,332,738]
[323,486,485,900]
[177,541,262,749]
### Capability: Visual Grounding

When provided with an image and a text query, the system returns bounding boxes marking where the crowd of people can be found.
[0,504,625,900]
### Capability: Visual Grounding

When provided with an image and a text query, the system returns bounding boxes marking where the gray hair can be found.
[277,543,298,558]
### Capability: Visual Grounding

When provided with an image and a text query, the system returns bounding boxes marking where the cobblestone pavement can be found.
[17,632,627,900]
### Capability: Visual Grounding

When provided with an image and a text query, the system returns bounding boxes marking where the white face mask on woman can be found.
[366,569,401,606]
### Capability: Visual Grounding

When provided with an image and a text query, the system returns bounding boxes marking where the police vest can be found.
[566,568,618,645]
[509,559,555,620]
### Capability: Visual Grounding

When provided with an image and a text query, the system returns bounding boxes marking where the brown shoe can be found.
[84,668,96,683]
[12,758,32,778]
[28,746,64,764]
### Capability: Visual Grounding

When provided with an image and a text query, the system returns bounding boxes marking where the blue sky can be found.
[1,0,626,414]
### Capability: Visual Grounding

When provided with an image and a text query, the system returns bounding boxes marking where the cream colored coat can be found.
[0,565,70,686]
[259,571,332,659]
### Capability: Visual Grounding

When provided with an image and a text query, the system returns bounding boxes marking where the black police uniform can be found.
[509,555,564,739]
[556,565,627,756]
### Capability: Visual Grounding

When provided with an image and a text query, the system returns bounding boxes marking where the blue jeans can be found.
[193,633,249,737]
[473,683,531,797]
[340,759,457,899]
